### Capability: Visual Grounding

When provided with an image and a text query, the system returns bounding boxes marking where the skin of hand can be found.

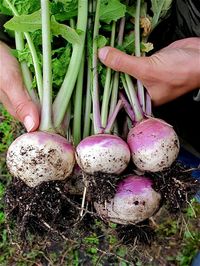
[98,37,200,106]
[0,42,39,132]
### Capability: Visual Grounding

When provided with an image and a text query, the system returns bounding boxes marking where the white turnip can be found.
[95,174,161,224]
[76,134,130,174]
[6,131,75,187]
[5,0,88,187]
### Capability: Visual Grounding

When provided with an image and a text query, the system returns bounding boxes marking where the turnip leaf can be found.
[4,11,82,45]
[51,16,82,45]
[4,10,41,32]
[51,0,78,21]
[151,0,172,29]
[100,0,126,24]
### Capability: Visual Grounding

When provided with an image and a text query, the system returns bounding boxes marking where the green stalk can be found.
[53,0,88,129]
[135,0,145,111]
[108,16,126,119]
[15,32,39,105]
[101,21,116,128]
[4,0,43,101]
[83,0,93,138]
[62,103,71,139]
[83,57,92,138]
[39,0,53,132]
[92,0,102,134]
[73,54,85,145]
[125,74,143,122]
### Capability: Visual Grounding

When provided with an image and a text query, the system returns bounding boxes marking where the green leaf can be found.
[4,9,41,32]
[52,45,72,88]
[126,4,136,17]
[51,0,78,21]
[122,31,135,54]
[100,0,126,24]
[51,16,82,45]
[1,0,40,15]
[151,0,172,28]
[96,35,107,49]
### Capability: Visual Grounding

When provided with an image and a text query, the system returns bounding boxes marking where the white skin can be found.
[0,38,200,130]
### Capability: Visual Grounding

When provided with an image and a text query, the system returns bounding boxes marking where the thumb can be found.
[98,46,150,80]
[0,42,39,132]
[9,88,40,132]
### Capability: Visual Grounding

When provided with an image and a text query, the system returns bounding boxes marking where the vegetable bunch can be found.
[2,0,179,224]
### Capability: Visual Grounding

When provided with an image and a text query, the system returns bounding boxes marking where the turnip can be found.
[76,1,130,175]
[119,0,180,172]
[6,0,88,187]
[94,175,161,224]
[6,132,75,187]
[127,118,180,172]
[76,134,130,174]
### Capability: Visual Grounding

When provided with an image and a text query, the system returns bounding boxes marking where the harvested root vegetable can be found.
[76,134,130,174]
[95,175,161,224]
[76,3,130,175]
[6,132,75,187]
[127,118,180,172]
[5,0,88,187]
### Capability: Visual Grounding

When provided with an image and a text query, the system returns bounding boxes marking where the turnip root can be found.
[94,175,161,224]
[6,131,75,187]
[127,118,180,172]
[76,134,130,174]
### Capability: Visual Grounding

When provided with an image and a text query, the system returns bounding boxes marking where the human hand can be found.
[0,42,39,131]
[98,37,200,106]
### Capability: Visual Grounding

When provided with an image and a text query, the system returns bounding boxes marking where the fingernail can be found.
[98,47,109,61]
[24,115,35,132]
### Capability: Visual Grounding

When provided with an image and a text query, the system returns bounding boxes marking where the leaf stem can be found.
[92,0,102,134]
[119,92,135,122]
[53,0,88,129]
[15,32,39,105]
[73,54,85,145]
[135,0,145,111]
[101,21,116,128]
[108,16,125,119]
[39,0,53,132]
[104,100,123,133]
[4,0,43,101]
[83,0,93,138]
[125,74,143,122]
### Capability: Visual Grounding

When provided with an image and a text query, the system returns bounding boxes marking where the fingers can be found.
[0,42,39,132]
[98,46,150,80]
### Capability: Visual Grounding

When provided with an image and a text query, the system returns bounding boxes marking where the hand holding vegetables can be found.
[1,37,200,129]
[0,42,39,131]
[98,37,200,105]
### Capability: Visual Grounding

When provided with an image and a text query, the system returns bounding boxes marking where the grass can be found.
[0,103,199,265]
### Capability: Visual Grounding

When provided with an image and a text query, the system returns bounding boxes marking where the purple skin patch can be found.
[15,131,74,152]
[127,118,175,151]
[77,134,129,150]
[117,175,153,196]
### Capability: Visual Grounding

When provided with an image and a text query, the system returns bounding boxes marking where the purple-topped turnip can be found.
[76,134,130,174]
[95,175,161,224]
[76,1,130,175]
[127,118,180,172]
[118,0,180,172]
[6,0,88,187]
[6,132,75,187]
